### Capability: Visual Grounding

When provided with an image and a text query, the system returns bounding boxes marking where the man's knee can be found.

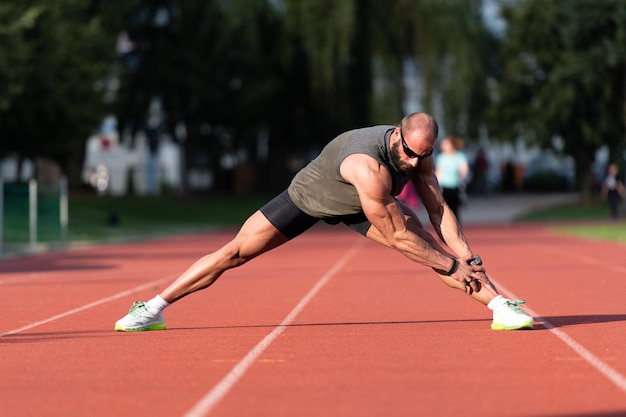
[215,240,248,268]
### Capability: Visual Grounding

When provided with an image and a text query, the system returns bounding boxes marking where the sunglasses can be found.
[400,129,433,160]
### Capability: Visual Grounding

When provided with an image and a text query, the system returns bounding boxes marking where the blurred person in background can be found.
[435,136,469,222]
[601,162,625,220]
[471,147,489,195]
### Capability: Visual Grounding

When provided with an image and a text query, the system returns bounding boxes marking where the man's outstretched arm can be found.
[414,159,473,261]
[339,153,485,290]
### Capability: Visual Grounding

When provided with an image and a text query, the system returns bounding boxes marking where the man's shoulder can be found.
[348,125,395,135]
[367,124,396,131]
[343,125,395,149]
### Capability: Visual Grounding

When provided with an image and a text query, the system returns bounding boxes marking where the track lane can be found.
[202,226,626,417]
[1,225,626,416]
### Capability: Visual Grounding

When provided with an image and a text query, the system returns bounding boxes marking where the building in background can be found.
[81,116,186,196]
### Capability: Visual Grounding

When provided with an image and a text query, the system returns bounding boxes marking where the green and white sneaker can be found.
[115,301,166,332]
[491,299,533,330]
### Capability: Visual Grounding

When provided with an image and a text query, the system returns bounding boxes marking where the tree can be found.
[490,0,626,195]
[113,0,292,192]
[284,0,496,136]
[0,5,40,113]
[1,0,507,193]
[391,0,497,138]
[0,0,122,184]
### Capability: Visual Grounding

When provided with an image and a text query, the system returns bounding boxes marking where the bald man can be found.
[115,112,533,332]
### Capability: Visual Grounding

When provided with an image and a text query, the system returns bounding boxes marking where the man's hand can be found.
[452,261,487,294]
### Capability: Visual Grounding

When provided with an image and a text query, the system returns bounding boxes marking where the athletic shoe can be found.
[491,299,533,330]
[114,301,166,332]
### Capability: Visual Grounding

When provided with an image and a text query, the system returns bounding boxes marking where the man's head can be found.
[391,112,439,175]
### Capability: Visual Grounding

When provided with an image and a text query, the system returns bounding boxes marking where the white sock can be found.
[487,295,506,310]
[146,295,170,313]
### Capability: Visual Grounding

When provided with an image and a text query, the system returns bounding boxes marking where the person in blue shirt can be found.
[435,136,469,222]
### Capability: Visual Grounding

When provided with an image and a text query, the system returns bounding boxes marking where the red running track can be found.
[1,223,626,417]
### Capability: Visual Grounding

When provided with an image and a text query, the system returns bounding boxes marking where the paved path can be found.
[416,192,581,225]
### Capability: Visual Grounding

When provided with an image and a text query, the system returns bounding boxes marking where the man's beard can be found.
[390,140,413,176]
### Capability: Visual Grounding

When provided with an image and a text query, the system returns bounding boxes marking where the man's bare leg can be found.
[161,210,291,303]
[114,210,291,331]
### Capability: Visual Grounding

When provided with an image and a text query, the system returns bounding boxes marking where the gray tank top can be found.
[288,125,411,219]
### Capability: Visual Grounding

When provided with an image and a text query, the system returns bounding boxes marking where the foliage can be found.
[522,172,572,192]
[395,0,496,137]
[490,0,626,194]
[9,0,626,197]
[284,0,355,99]
[0,0,123,182]
[0,5,41,112]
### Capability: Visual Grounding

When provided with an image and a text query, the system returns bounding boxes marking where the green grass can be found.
[553,224,626,242]
[2,192,272,253]
[517,199,626,243]
[3,191,626,255]
[516,199,610,222]
[66,193,271,240]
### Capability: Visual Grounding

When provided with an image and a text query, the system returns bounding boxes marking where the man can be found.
[115,112,533,332]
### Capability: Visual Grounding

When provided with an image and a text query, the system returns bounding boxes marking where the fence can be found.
[0,177,68,255]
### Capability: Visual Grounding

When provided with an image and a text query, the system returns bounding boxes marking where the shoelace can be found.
[504,299,526,314]
[128,301,148,316]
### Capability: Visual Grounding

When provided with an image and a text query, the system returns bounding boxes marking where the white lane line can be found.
[0,276,173,337]
[532,315,626,391]
[490,278,626,394]
[183,239,365,417]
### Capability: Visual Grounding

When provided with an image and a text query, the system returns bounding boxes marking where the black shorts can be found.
[260,190,318,239]
[259,190,372,239]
